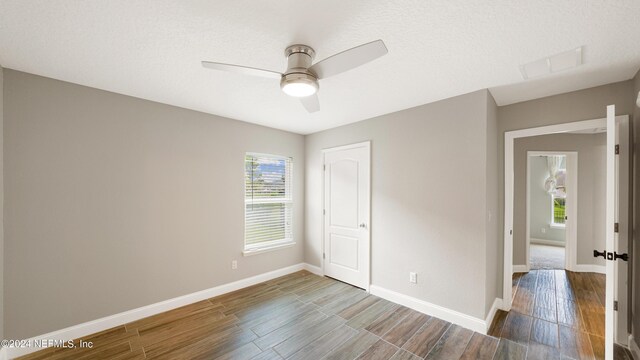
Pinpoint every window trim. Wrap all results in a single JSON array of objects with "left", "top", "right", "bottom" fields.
[{"left": 243, "top": 153, "right": 294, "bottom": 254}]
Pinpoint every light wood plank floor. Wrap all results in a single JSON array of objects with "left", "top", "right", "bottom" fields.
[{"left": 16, "top": 270, "right": 632, "bottom": 359}]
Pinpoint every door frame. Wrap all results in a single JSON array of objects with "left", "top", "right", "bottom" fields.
[
  {"left": 321, "top": 141, "right": 371, "bottom": 291},
  {"left": 525, "top": 151, "right": 578, "bottom": 272},
  {"left": 504, "top": 117, "right": 616, "bottom": 308}
]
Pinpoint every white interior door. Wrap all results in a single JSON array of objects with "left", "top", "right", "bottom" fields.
[
  {"left": 614, "top": 114, "right": 630, "bottom": 346},
  {"left": 604, "top": 105, "right": 618, "bottom": 359},
  {"left": 323, "top": 142, "right": 370, "bottom": 290}
]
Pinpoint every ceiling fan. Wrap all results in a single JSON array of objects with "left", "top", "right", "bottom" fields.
[{"left": 201, "top": 39, "right": 388, "bottom": 113}]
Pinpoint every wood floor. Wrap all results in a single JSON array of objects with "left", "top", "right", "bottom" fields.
[
  {"left": 489, "top": 269, "right": 632, "bottom": 360},
  {"left": 16, "top": 270, "right": 632, "bottom": 360}
]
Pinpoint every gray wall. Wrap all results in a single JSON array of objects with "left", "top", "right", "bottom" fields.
[
  {"left": 0, "top": 64, "right": 4, "bottom": 341},
  {"left": 305, "top": 90, "right": 495, "bottom": 320},
  {"left": 513, "top": 134, "right": 605, "bottom": 266},
  {"left": 496, "top": 80, "right": 635, "bottom": 299},
  {"left": 3, "top": 70, "right": 306, "bottom": 339},
  {"left": 528, "top": 156, "right": 565, "bottom": 243},
  {"left": 485, "top": 93, "right": 499, "bottom": 316}
]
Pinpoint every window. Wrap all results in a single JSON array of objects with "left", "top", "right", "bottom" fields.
[
  {"left": 244, "top": 154, "right": 293, "bottom": 253},
  {"left": 551, "top": 195, "right": 566, "bottom": 227},
  {"left": 550, "top": 166, "right": 566, "bottom": 228}
]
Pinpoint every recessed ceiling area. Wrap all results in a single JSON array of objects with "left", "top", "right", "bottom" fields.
[{"left": 1, "top": 1, "right": 639, "bottom": 134}]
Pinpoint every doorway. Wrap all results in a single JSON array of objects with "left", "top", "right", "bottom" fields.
[
  {"left": 503, "top": 113, "right": 630, "bottom": 359},
  {"left": 526, "top": 152, "right": 577, "bottom": 272},
  {"left": 322, "top": 141, "right": 371, "bottom": 290}
]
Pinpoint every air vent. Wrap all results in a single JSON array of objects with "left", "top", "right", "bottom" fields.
[{"left": 520, "top": 47, "right": 583, "bottom": 79}]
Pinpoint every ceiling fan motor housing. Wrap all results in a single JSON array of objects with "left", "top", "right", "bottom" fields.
[{"left": 280, "top": 45, "right": 319, "bottom": 96}]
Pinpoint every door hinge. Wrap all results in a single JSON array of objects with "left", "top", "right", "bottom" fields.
[
  {"left": 615, "top": 144, "right": 619, "bottom": 155},
  {"left": 323, "top": 253, "right": 325, "bottom": 259},
  {"left": 614, "top": 223, "right": 619, "bottom": 233},
  {"left": 323, "top": 165, "right": 326, "bottom": 171},
  {"left": 323, "top": 209, "right": 326, "bottom": 215},
  {"left": 614, "top": 301, "right": 618, "bottom": 311}
]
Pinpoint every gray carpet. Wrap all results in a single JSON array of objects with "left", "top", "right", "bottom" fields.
[{"left": 530, "top": 244, "right": 565, "bottom": 270}]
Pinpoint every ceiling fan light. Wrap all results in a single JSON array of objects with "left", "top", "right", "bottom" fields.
[{"left": 280, "top": 73, "right": 318, "bottom": 97}]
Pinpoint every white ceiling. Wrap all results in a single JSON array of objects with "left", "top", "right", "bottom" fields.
[{"left": 1, "top": 1, "right": 639, "bottom": 134}]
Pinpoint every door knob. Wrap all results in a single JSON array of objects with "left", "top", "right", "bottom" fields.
[{"left": 359, "top": 223, "right": 367, "bottom": 228}]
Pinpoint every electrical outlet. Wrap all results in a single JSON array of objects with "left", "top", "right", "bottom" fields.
[
  {"left": 231, "top": 260, "right": 237, "bottom": 270},
  {"left": 409, "top": 272, "right": 417, "bottom": 284}
]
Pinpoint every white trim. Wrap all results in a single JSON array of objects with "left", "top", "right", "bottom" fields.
[
  {"left": 504, "top": 117, "right": 613, "bottom": 311},
  {"left": 513, "top": 265, "right": 529, "bottom": 273},
  {"left": 370, "top": 285, "right": 490, "bottom": 334},
  {"left": 242, "top": 241, "right": 296, "bottom": 256},
  {"left": 605, "top": 107, "right": 617, "bottom": 359},
  {"left": 322, "top": 141, "right": 371, "bottom": 292},
  {"left": 629, "top": 334, "right": 639, "bottom": 360},
  {"left": 303, "top": 263, "right": 324, "bottom": 276},
  {"left": 573, "top": 264, "right": 606, "bottom": 274},
  {"left": 485, "top": 298, "right": 504, "bottom": 333},
  {"left": 529, "top": 238, "right": 565, "bottom": 247},
  {"left": 4, "top": 263, "right": 309, "bottom": 359},
  {"left": 320, "top": 141, "right": 371, "bottom": 153}
]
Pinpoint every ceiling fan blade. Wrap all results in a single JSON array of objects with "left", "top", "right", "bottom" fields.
[
  {"left": 201, "top": 61, "right": 282, "bottom": 79},
  {"left": 309, "top": 40, "right": 388, "bottom": 79},
  {"left": 300, "top": 93, "right": 320, "bottom": 113}
]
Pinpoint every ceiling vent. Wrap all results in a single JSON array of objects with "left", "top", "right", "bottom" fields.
[{"left": 519, "top": 46, "right": 583, "bottom": 79}]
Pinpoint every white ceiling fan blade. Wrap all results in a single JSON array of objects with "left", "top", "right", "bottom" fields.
[
  {"left": 300, "top": 94, "right": 320, "bottom": 113},
  {"left": 309, "top": 40, "right": 388, "bottom": 79},
  {"left": 201, "top": 61, "right": 282, "bottom": 79}
]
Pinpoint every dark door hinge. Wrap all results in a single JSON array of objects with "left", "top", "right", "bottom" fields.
[
  {"left": 614, "top": 301, "right": 618, "bottom": 311},
  {"left": 614, "top": 223, "right": 619, "bottom": 233},
  {"left": 323, "top": 253, "right": 325, "bottom": 259},
  {"left": 615, "top": 144, "right": 619, "bottom": 155},
  {"left": 323, "top": 165, "right": 326, "bottom": 171}
]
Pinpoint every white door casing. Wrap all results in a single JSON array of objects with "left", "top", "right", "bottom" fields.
[{"left": 323, "top": 142, "right": 371, "bottom": 290}]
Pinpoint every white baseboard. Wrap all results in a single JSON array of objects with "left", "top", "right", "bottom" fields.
[
  {"left": 530, "top": 238, "right": 565, "bottom": 247},
  {"left": 484, "top": 298, "right": 504, "bottom": 333},
  {"left": 369, "top": 285, "right": 490, "bottom": 334},
  {"left": 630, "top": 334, "right": 640, "bottom": 360},
  {"left": 573, "top": 264, "right": 606, "bottom": 274},
  {"left": 303, "top": 263, "right": 323, "bottom": 276},
  {"left": 513, "top": 265, "right": 529, "bottom": 273},
  {"left": 4, "top": 263, "right": 309, "bottom": 359}
]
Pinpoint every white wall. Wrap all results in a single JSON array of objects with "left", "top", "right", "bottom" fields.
[
  {"left": 513, "top": 133, "right": 606, "bottom": 267},
  {"left": 305, "top": 90, "right": 495, "bottom": 320},
  {"left": 3, "top": 70, "right": 305, "bottom": 339},
  {"left": 528, "top": 156, "right": 565, "bottom": 244}
]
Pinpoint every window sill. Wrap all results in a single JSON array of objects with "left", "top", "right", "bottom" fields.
[
  {"left": 550, "top": 224, "right": 566, "bottom": 229},
  {"left": 243, "top": 241, "right": 296, "bottom": 256}
]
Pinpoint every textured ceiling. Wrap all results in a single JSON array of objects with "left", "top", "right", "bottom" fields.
[{"left": 1, "top": 1, "right": 639, "bottom": 134}]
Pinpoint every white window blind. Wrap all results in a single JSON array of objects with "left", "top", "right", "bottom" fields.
[{"left": 245, "top": 154, "right": 293, "bottom": 249}]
